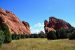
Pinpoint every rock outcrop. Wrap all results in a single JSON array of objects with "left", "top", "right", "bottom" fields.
[
  {"left": 0, "top": 8, "right": 31, "bottom": 34},
  {"left": 44, "top": 16, "right": 73, "bottom": 33}
]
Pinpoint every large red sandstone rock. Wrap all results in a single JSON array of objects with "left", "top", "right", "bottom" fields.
[
  {"left": 44, "top": 17, "right": 72, "bottom": 33},
  {"left": 0, "top": 8, "right": 31, "bottom": 34}
]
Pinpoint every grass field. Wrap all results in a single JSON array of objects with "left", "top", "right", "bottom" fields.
[{"left": 0, "top": 38, "right": 75, "bottom": 50}]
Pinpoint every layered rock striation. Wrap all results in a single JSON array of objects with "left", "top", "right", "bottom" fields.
[
  {"left": 44, "top": 16, "right": 73, "bottom": 33},
  {"left": 0, "top": 8, "right": 31, "bottom": 34}
]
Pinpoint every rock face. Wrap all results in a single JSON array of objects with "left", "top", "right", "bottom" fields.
[
  {"left": 0, "top": 8, "right": 31, "bottom": 34},
  {"left": 44, "top": 16, "right": 72, "bottom": 33}
]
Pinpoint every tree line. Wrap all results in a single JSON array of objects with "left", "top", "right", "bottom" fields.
[{"left": 0, "top": 24, "right": 75, "bottom": 47}]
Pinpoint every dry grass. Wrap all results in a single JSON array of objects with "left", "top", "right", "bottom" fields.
[{"left": 0, "top": 38, "right": 75, "bottom": 50}]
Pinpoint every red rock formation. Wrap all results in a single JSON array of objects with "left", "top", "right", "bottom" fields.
[
  {"left": 0, "top": 8, "right": 31, "bottom": 34},
  {"left": 22, "top": 21, "right": 31, "bottom": 34},
  {"left": 44, "top": 16, "right": 72, "bottom": 33}
]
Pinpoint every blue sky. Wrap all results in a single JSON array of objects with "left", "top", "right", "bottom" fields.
[{"left": 0, "top": 0, "right": 75, "bottom": 33}]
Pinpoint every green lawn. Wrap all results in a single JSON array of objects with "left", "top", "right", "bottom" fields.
[{"left": 0, "top": 38, "right": 75, "bottom": 50}]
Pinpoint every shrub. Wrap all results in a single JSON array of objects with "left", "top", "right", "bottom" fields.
[
  {"left": 20, "top": 34, "right": 25, "bottom": 39},
  {"left": 12, "top": 34, "right": 31, "bottom": 40},
  {"left": 69, "top": 30, "right": 75, "bottom": 40},
  {"left": 56, "top": 28, "right": 68, "bottom": 39},
  {"left": 46, "top": 31, "right": 57, "bottom": 40},
  {"left": 4, "top": 32, "right": 12, "bottom": 43},
  {"left": 12, "top": 34, "right": 21, "bottom": 40},
  {"left": 24, "top": 34, "right": 30, "bottom": 38},
  {"left": 56, "top": 30, "right": 60, "bottom": 39},
  {"left": 60, "top": 29, "right": 68, "bottom": 39},
  {"left": 38, "top": 31, "right": 46, "bottom": 38},
  {"left": 0, "top": 30, "right": 5, "bottom": 46},
  {"left": 1, "top": 23, "right": 12, "bottom": 43},
  {"left": 30, "top": 34, "right": 39, "bottom": 38},
  {"left": 16, "top": 34, "right": 21, "bottom": 39},
  {"left": 12, "top": 34, "right": 16, "bottom": 40}
]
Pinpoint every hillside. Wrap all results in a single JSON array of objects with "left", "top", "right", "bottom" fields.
[{"left": 0, "top": 8, "right": 31, "bottom": 34}]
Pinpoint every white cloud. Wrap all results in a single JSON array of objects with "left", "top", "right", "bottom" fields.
[
  {"left": 31, "top": 29, "right": 40, "bottom": 34},
  {"left": 34, "top": 23, "right": 44, "bottom": 27},
  {"left": 30, "top": 22, "right": 44, "bottom": 33}
]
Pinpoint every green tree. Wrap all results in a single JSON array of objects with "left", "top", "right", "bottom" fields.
[
  {"left": 1, "top": 23, "right": 12, "bottom": 43},
  {"left": 59, "top": 28, "right": 68, "bottom": 39},
  {"left": 47, "top": 31, "right": 57, "bottom": 40},
  {"left": 38, "top": 31, "right": 46, "bottom": 38},
  {"left": 0, "top": 30, "right": 5, "bottom": 46},
  {"left": 56, "top": 28, "right": 68, "bottom": 39},
  {"left": 69, "top": 30, "right": 75, "bottom": 40}
]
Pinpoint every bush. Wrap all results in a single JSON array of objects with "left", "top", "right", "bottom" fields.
[
  {"left": 46, "top": 31, "right": 57, "bottom": 40},
  {"left": 20, "top": 34, "right": 25, "bottom": 39},
  {"left": 4, "top": 32, "right": 12, "bottom": 43},
  {"left": 24, "top": 34, "right": 30, "bottom": 38},
  {"left": 0, "top": 30, "right": 5, "bottom": 46},
  {"left": 56, "top": 29, "right": 68, "bottom": 39},
  {"left": 12, "top": 34, "right": 16, "bottom": 40},
  {"left": 12, "top": 34, "right": 31, "bottom": 39},
  {"left": 56, "top": 30, "right": 60, "bottom": 39},
  {"left": 30, "top": 34, "right": 39, "bottom": 38},
  {"left": 1, "top": 23, "right": 12, "bottom": 43},
  {"left": 12, "top": 34, "right": 21, "bottom": 40},
  {"left": 69, "top": 33, "right": 75, "bottom": 40},
  {"left": 38, "top": 31, "right": 46, "bottom": 38},
  {"left": 69, "top": 30, "right": 75, "bottom": 40},
  {"left": 60, "top": 29, "right": 68, "bottom": 39}
]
